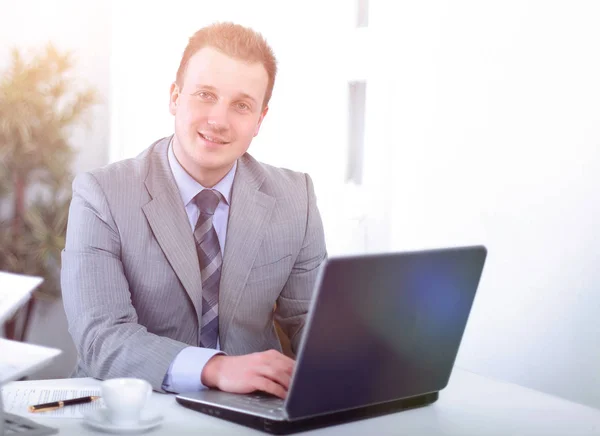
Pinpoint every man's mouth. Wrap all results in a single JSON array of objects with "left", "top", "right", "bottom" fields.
[{"left": 199, "top": 132, "right": 229, "bottom": 145}]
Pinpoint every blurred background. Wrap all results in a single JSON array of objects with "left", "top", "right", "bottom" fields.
[{"left": 1, "top": 0, "right": 599, "bottom": 411}]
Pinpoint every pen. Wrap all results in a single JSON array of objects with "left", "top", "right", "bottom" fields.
[{"left": 28, "top": 395, "right": 101, "bottom": 413}]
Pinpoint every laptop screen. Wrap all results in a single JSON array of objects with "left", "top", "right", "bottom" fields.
[{"left": 285, "top": 246, "right": 487, "bottom": 420}]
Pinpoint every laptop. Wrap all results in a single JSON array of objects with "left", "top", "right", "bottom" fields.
[{"left": 177, "top": 245, "right": 487, "bottom": 434}]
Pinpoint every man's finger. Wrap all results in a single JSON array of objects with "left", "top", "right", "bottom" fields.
[
  {"left": 274, "top": 357, "right": 295, "bottom": 379},
  {"left": 253, "top": 377, "right": 287, "bottom": 399},
  {"left": 263, "top": 350, "right": 295, "bottom": 375},
  {"left": 258, "top": 364, "right": 292, "bottom": 390},
  {"left": 281, "top": 358, "right": 295, "bottom": 376}
]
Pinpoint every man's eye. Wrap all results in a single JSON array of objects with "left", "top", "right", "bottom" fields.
[
  {"left": 196, "top": 91, "right": 214, "bottom": 100},
  {"left": 237, "top": 102, "right": 250, "bottom": 111}
]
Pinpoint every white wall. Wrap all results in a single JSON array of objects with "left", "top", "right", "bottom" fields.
[
  {"left": 1, "top": 0, "right": 112, "bottom": 378},
  {"left": 374, "top": 0, "right": 600, "bottom": 409}
]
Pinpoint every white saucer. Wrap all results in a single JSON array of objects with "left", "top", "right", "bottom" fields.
[{"left": 82, "top": 407, "right": 163, "bottom": 434}]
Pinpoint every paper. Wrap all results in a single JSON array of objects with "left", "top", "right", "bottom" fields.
[
  {"left": 0, "top": 271, "right": 43, "bottom": 323},
  {"left": 0, "top": 339, "right": 61, "bottom": 384},
  {"left": 1, "top": 385, "right": 102, "bottom": 418}
]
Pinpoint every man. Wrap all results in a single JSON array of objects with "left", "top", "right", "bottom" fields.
[{"left": 61, "top": 22, "right": 327, "bottom": 400}]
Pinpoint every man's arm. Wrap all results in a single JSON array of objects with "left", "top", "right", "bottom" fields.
[
  {"left": 274, "top": 173, "right": 327, "bottom": 353},
  {"left": 61, "top": 172, "right": 190, "bottom": 392}
]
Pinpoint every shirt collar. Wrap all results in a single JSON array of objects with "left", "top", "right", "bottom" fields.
[{"left": 167, "top": 137, "right": 236, "bottom": 207}]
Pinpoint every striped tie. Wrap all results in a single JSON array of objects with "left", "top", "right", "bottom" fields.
[{"left": 193, "top": 189, "right": 222, "bottom": 349}]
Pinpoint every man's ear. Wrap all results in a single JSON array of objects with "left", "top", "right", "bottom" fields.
[
  {"left": 169, "top": 82, "right": 180, "bottom": 116},
  {"left": 254, "top": 105, "right": 269, "bottom": 137}
]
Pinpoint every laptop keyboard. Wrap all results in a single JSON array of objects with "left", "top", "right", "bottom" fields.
[{"left": 224, "top": 393, "right": 285, "bottom": 412}]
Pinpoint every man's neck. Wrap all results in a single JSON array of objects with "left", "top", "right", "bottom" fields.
[
  {"left": 189, "top": 166, "right": 232, "bottom": 189},
  {"left": 172, "top": 140, "right": 233, "bottom": 188}
]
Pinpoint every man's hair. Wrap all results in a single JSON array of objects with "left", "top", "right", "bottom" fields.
[{"left": 176, "top": 22, "right": 278, "bottom": 108}]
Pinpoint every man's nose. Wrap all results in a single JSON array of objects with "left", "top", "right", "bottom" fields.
[{"left": 206, "top": 101, "right": 230, "bottom": 131}]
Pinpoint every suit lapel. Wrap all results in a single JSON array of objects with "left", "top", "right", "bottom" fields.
[
  {"left": 142, "top": 138, "right": 204, "bottom": 324},
  {"left": 219, "top": 155, "right": 275, "bottom": 350}
]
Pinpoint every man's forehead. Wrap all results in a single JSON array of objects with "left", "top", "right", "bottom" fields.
[
  {"left": 183, "top": 49, "right": 268, "bottom": 102},
  {"left": 186, "top": 47, "right": 266, "bottom": 78}
]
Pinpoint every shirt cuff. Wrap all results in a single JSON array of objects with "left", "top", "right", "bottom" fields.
[{"left": 162, "top": 346, "right": 224, "bottom": 394}]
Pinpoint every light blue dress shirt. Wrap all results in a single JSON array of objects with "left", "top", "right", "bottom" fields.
[{"left": 161, "top": 140, "right": 237, "bottom": 393}]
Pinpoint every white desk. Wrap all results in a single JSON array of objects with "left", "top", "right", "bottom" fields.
[{"left": 4, "top": 368, "right": 600, "bottom": 435}]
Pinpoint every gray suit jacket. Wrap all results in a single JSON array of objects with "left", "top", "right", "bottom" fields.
[{"left": 61, "top": 136, "right": 326, "bottom": 391}]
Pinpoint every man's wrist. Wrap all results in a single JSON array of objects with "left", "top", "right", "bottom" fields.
[{"left": 201, "top": 354, "right": 224, "bottom": 388}]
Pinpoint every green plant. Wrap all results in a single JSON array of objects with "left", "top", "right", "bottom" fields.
[{"left": 0, "top": 43, "right": 97, "bottom": 340}]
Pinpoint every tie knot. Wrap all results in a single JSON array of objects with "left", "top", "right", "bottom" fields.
[{"left": 194, "top": 189, "right": 221, "bottom": 215}]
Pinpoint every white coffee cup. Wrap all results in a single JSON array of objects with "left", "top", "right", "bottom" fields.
[{"left": 101, "top": 378, "right": 152, "bottom": 426}]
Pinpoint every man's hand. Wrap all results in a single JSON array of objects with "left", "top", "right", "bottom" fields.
[{"left": 201, "top": 350, "right": 295, "bottom": 399}]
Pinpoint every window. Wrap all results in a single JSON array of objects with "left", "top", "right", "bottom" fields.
[{"left": 346, "top": 81, "right": 367, "bottom": 184}]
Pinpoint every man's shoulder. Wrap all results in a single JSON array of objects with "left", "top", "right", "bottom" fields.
[
  {"left": 87, "top": 156, "right": 146, "bottom": 184},
  {"left": 76, "top": 137, "right": 166, "bottom": 190},
  {"left": 242, "top": 153, "right": 308, "bottom": 195}
]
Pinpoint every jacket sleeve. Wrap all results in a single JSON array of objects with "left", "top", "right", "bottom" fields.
[
  {"left": 274, "top": 173, "right": 327, "bottom": 354},
  {"left": 61, "top": 172, "right": 189, "bottom": 391}
]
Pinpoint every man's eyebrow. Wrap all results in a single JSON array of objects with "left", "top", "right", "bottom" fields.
[
  {"left": 194, "top": 84, "right": 217, "bottom": 91},
  {"left": 238, "top": 93, "right": 258, "bottom": 105},
  {"left": 194, "top": 84, "right": 258, "bottom": 104}
]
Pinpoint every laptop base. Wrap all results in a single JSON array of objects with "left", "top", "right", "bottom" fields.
[{"left": 176, "top": 391, "right": 439, "bottom": 435}]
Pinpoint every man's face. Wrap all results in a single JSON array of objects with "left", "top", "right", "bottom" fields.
[{"left": 169, "top": 46, "right": 269, "bottom": 185}]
